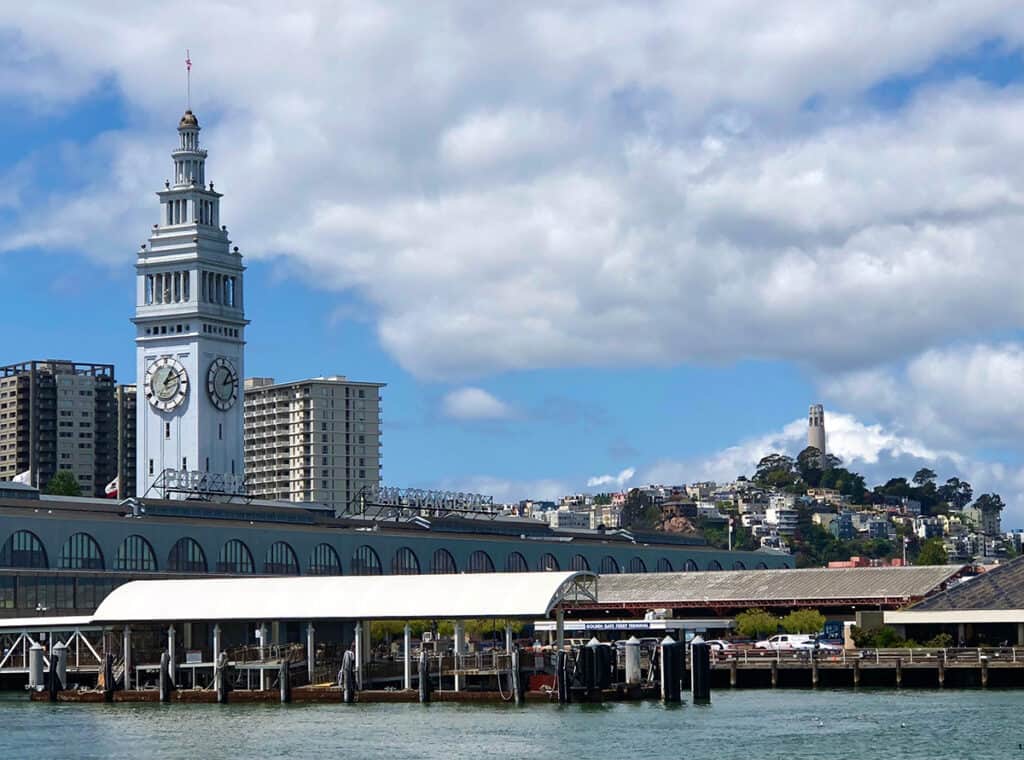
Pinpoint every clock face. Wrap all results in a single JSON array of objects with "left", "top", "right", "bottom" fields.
[
  {"left": 207, "top": 357, "right": 239, "bottom": 411},
  {"left": 145, "top": 357, "right": 189, "bottom": 412}
]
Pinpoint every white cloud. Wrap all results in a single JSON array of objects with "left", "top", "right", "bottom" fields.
[
  {"left": 440, "top": 474, "right": 569, "bottom": 503},
  {"left": 440, "top": 387, "right": 513, "bottom": 421},
  {"left": 5, "top": 5, "right": 1024, "bottom": 379},
  {"left": 586, "top": 467, "right": 635, "bottom": 489},
  {"left": 824, "top": 342, "right": 1024, "bottom": 446}
]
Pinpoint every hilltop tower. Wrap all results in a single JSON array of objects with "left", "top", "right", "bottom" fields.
[
  {"left": 133, "top": 109, "right": 248, "bottom": 497},
  {"left": 808, "top": 404, "right": 827, "bottom": 466}
]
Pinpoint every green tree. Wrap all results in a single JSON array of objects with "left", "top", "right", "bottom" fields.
[
  {"left": 781, "top": 609, "right": 826, "bottom": 634},
  {"left": 916, "top": 538, "right": 948, "bottom": 566},
  {"left": 592, "top": 493, "right": 612, "bottom": 506},
  {"left": 796, "top": 446, "right": 824, "bottom": 486},
  {"left": 753, "top": 453, "right": 797, "bottom": 489},
  {"left": 912, "top": 468, "right": 937, "bottom": 487},
  {"left": 734, "top": 608, "right": 779, "bottom": 638},
  {"left": 44, "top": 470, "right": 81, "bottom": 497}
]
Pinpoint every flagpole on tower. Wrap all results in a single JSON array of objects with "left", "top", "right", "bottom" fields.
[{"left": 185, "top": 49, "right": 192, "bottom": 110}]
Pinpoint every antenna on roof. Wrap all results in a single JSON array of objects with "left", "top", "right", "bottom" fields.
[{"left": 185, "top": 49, "right": 192, "bottom": 110}]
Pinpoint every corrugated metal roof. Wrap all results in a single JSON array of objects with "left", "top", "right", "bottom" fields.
[
  {"left": 90, "top": 571, "right": 593, "bottom": 623},
  {"left": 909, "top": 557, "right": 1024, "bottom": 611},
  {"left": 595, "top": 565, "right": 963, "bottom": 605}
]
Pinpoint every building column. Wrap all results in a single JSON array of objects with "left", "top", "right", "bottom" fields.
[
  {"left": 403, "top": 624, "right": 412, "bottom": 691},
  {"left": 212, "top": 624, "right": 222, "bottom": 693},
  {"left": 306, "top": 623, "right": 316, "bottom": 685},
  {"left": 259, "top": 622, "right": 270, "bottom": 691},
  {"left": 354, "top": 622, "right": 364, "bottom": 690},
  {"left": 453, "top": 621, "right": 465, "bottom": 692},
  {"left": 123, "top": 626, "right": 132, "bottom": 691},
  {"left": 167, "top": 625, "right": 176, "bottom": 685},
  {"left": 505, "top": 622, "right": 513, "bottom": 653}
]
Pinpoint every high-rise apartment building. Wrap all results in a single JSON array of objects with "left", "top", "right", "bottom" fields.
[
  {"left": 115, "top": 384, "right": 137, "bottom": 498},
  {"left": 243, "top": 376, "right": 384, "bottom": 513},
  {"left": 0, "top": 360, "right": 116, "bottom": 496}
]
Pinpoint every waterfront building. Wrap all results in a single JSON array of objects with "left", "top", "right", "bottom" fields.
[
  {"left": 134, "top": 109, "right": 246, "bottom": 497},
  {"left": 0, "top": 491, "right": 791, "bottom": 617},
  {"left": 243, "top": 376, "right": 384, "bottom": 513},
  {"left": 0, "top": 360, "right": 117, "bottom": 497},
  {"left": 765, "top": 506, "right": 799, "bottom": 536}
]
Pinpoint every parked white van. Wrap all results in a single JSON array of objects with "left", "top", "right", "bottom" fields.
[{"left": 754, "top": 634, "right": 815, "bottom": 650}]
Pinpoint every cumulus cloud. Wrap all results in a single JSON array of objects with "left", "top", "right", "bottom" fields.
[
  {"left": 586, "top": 467, "right": 635, "bottom": 489},
  {"left": 5, "top": 4, "right": 1024, "bottom": 379},
  {"left": 824, "top": 342, "right": 1024, "bottom": 446},
  {"left": 440, "top": 387, "right": 513, "bottom": 421}
]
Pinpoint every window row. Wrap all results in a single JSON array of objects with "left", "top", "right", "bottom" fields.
[{"left": 0, "top": 531, "right": 779, "bottom": 576}]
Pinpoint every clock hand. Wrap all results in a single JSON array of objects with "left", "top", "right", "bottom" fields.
[{"left": 163, "top": 372, "right": 178, "bottom": 389}]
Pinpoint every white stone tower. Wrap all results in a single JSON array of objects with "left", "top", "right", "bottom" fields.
[
  {"left": 133, "top": 109, "right": 248, "bottom": 497},
  {"left": 808, "top": 404, "right": 826, "bottom": 465}
]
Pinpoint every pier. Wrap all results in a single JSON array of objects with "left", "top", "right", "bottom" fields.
[{"left": 710, "top": 647, "right": 1024, "bottom": 688}]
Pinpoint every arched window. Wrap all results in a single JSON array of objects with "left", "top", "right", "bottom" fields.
[
  {"left": 309, "top": 543, "right": 342, "bottom": 575},
  {"left": 707, "top": 560, "right": 723, "bottom": 571},
  {"left": 570, "top": 555, "right": 590, "bottom": 571},
  {"left": 466, "top": 550, "right": 494, "bottom": 573},
  {"left": 628, "top": 557, "right": 647, "bottom": 573},
  {"left": 265, "top": 542, "right": 300, "bottom": 575},
  {"left": 656, "top": 558, "right": 673, "bottom": 572},
  {"left": 430, "top": 548, "right": 457, "bottom": 574},
  {"left": 505, "top": 552, "right": 528, "bottom": 572},
  {"left": 391, "top": 547, "right": 421, "bottom": 575},
  {"left": 351, "top": 545, "right": 382, "bottom": 576},
  {"left": 683, "top": 559, "right": 698, "bottom": 572},
  {"left": 755, "top": 561, "right": 769, "bottom": 570},
  {"left": 59, "top": 533, "right": 103, "bottom": 570},
  {"left": 168, "top": 538, "right": 207, "bottom": 572},
  {"left": 217, "top": 540, "right": 254, "bottom": 574},
  {"left": 599, "top": 556, "right": 620, "bottom": 574},
  {"left": 0, "top": 530, "right": 48, "bottom": 568},
  {"left": 537, "top": 553, "right": 560, "bottom": 571},
  {"left": 116, "top": 535, "right": 157, "bottom": 572},
  {"left": 732, "top": 560, "right": 746, "bottom": 571}
]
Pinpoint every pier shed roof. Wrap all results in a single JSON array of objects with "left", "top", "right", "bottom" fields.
[
  {"left": 586, "top": 565, "right": 963, "bottom": 611},
  {"left": 887, "top": 557, "right": 1024, "bottom": 625},
  {"left": 89, "top": 571, "right": 597, "bottom": 624}
]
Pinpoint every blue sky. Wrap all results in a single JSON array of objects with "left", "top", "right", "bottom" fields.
[{"left": 2, "top": 4, "right": 1024, "bottom": 523}]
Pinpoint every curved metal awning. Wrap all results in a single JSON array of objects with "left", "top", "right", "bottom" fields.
[{"left": 90, "top": 571, "right": 598, "bottom": 624}]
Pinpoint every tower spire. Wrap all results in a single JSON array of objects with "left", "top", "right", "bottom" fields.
[{"left": 185, "top": 50, "right": 192, "bottom": 110}]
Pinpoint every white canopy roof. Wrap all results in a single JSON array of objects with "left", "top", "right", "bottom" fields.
[
  {"left": 91, "top": 571, "right": 596, "bottom": 623},
  {"left": 0, "top": 615, "right": 96, "bottom": 633}
]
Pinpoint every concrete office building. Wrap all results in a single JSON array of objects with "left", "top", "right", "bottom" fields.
[
  {"left": 808, "top": 403, "right": 827, "bottom": 465},
  {"left": 115, "top": 384, "right": 137, "bottom": 499},
  {"left": 0, "top": 361, "right": 116, "bottom": 497},
  {"left": 243, "top": 376, "right": 384, "bottom": 513}
]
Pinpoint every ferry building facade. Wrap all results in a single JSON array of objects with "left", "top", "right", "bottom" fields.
[{"left": 0, "top": 110, "right": 791, "bottom": 618}]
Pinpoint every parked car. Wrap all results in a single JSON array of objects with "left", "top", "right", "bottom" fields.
[
  {"left": 703, "top": 639, "right": 734, "bottom": 651},
  {"left": 754, "top": 634, "right": 814, "bottom": 650}
]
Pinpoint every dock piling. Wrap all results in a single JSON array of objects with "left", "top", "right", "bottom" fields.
[
  {"left": 556, "top": 650, "right": 570, "bottom": 704},
  {"left": 418, "top": 650, "right": 431, "bottom": 704},
  {"left": 937, "top": 659, "right": 944, "bottom": 688},
  {"left": 511, "top": 648, "right": 523, "bottom": 706},
  {"left": 216, "top": 651, "right": 229, "bottom": 704},
  {"left": 53, "top": 641, "right": 68, "bottom": 691},
  {"left": 159, "top": 652, "right": 171, "bottom": 702},
  {"left": 729, "top": 659, "right": 738, "bottom": 688},
  {"left": 341, "top": 650, "right": 356, "bottom": 703},
  {"left": 279, "top": 659, "right": 291, "bottom": 703},
  {"left": 690, "top": 637, "right": 711, "bottom": 705},
  {"left": 28, "top": 642, "right": 43, "bottom": 690},
  {"left": 659, "top": 636, "right": 682, "bottom": 704},
  {"left": 770, "top": 660, "right": 778, "bottom": 688}
]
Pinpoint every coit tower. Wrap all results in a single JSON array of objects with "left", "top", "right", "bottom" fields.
[
  {"left": 133, "top": 109, "right": 248, "bottom": 497},
  {"left": 808, "top": 404, "right": 826, "bottom": 463}
]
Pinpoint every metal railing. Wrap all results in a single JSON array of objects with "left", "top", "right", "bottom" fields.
[{"left": 711, "top": 647, "right": 1023, "bottom": 665}]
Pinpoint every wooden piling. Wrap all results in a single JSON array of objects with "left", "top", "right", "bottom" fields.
[
  {"left": 770, "top": 660, "right": 778, "bottom": 688},
  {"left": 852, "top": 659, "right": 860, "bottom": 687},
  {"left": 937, "top": 659, "right": 944, "bottom": 688},
  {"left": 895, "top": 659, "right": 902, "bottom": 688},
  {"left": 811, "top": 659, "right": 819, "bottom": 689},
  {"left": 981, "top": 659, "right": 989, "bottom": 688},
  {"left": 729, "top": 660, "right": 738, "bottom": 688}
]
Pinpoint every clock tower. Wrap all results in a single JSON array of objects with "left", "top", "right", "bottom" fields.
[{"left": 134, "top": 109, "right": 248, "bottom": 497}]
